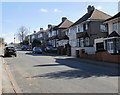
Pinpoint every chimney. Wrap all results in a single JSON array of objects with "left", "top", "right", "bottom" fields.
[
  {"left": 87, "top": 5, "right": 95, "bottom": 13},
  {"left": 34, "top": 31, "right": 36, "bottom": 33},
  {"left": 62, "top": 17, "right": 67, "bottom": 22},
  {"left": 40, "top": 28, "right": 43, "bottom": 31},
  {"left": 48, "top": 24, "right": 52, "bottom": 28}
]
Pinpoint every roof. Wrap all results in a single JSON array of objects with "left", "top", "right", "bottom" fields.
[
  {"left": 37, "top": 30, "right": 45, "bottom": 34},
  {"left": 46, "top": 25, "right": 56, "bottom": 31},
  {"left": 58, "top": 19, "right": 73, "bottom": 28},
  {"left": 71, "top": 9, "right": 111, "bottom": 27},
  {"left": 88, "top": 9, "right": 111, "bottom": 20},
  {"left": 108, "top": 31, "right": 120, "bottom": 37},
  {"left": 104, "top": 12, "right": 120, "bottom": 22},
  {"left": 54, "top": 19, "right": 73, "bottom": 30}
]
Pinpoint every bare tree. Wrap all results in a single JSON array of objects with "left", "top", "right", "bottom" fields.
[{"left": 17, "top": 26, "right": 28, "bottom": 42}]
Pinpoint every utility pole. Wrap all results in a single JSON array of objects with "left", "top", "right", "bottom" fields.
[{"left": 14, "top": 34, "right": 15, "bottom": 44}]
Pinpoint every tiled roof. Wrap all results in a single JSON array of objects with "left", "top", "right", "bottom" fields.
[
  {"left": 58, "top": 19, "right": 73, "bottom": 28},
  {"left": 88, "top": 9, "right": 111, "bottom": 20},
  {"left": 54, "top": 19, "right": 73, "bottom": 29},
  {"left": 104, "top": 12, "right": 120, "bottom": 22},
  {"left": 71, "top": 9, "right": 111, "bottom": 27}
]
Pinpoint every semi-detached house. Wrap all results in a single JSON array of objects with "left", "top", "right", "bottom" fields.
[
  {"left": 95, "top": 12, "right": 120, "bottom": 54},
  {"left": 68, "top": 5, "right": 111, "bottom": 56},
  {"left": 47, "top": 17, "right": 73, "bottom": 48}
]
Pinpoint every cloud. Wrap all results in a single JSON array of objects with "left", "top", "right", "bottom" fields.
[
  {"left": 40, "top": 8, "right": 48, "bottom": 12},
  {"left": 96, "top": 6, "right": 103, "bottom": 10},
  {"left": 53, "top": 8, "right": 62, "bottom": 13}
]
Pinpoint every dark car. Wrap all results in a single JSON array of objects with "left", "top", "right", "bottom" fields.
[
  {"left": 33, "top": 47, "right": 42, "bottom": 54},
  {"left": 4, "top": 46, "right": 17, "bottom": 57}
]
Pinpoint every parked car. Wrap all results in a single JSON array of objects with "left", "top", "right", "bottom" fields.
[
  {"left": 45, "top": 46, "right": 57, "bottom": 52},
  {"left": 21, "top": 45, "right": 28, "bottom": 50},
  {"left": 33, "top": 47, "right": 42, "bottom": 54},
  {"left": 4, "top": 46, "right": 17, "bottom": 57}
]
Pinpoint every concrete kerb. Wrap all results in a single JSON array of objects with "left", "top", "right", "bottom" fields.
[
  {"left": 0, "top": 46, "right": 22, "bottom": 94},
  {"left": 3, "top": 59, "right": 22, "bottom": 94},
  {"left": 0, "top": 57, "right": 2, "bottom": 95}
]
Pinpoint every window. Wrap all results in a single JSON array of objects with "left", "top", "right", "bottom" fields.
[
  {"left": 80, "top": 25, "right": 83, "bottom": 32},
  {"left": 113, "top": 23, "right": 118, "bottom": 32},
  {"left": 116, "top": 39, "right": 120, "bottom": 50},
  {"left": 107, "top": 41, "right": 113, "bottom": 53},
  {"left": 85, "top": 37, "right": 90, "bottom": 46},
  {"left": 38, "top": 34, "right": 42, "bottom": 38},
  {"left": 80, "top": 38, "right": 84, "bottom": 47},
  {"left": 77, "top": 38, "right": 80, "bottom": 47},
  {"left": 52, "top": 31, "right": 56, "bottom": 36},
  {"left": 85, "top": 24, "right": 88, "bottom": 30},
  {"left": 100, "top": 25, "right": 107, "bottom": 32}
]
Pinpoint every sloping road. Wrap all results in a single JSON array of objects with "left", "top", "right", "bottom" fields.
[{"left": 3, "top": 50, "right": 119, "bottom": 93}]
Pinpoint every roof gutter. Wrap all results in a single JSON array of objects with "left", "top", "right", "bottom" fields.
[{"left": 103, "top": 17, "right": 120, "bottom": 24}]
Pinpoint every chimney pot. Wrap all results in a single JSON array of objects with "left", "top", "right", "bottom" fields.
[
  {"left": 48, "top": 24, "right": 52, "bottom": 28},
  {"left": 40, "top": 28, "right": 43, "bottom": 31},
  {"left": 34, "top": 31, "right": 36, "bottom": 33},
  {"left": 62, "top": 17, "right": 67, "bottom": 22},
  {"left": 87, "top": 5, "right": 94, "bottom": 13}
]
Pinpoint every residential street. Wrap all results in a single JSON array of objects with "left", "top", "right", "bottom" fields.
[{"left": 3, "top": 50, "right": 119, "bottom": 93}]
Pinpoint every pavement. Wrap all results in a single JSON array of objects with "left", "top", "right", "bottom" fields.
[
  {"left": 0, "top": 46, "right": 16, "bottom": 94},
  {"left": 44, "top": 52, "right": 119, "bottom": 69}
]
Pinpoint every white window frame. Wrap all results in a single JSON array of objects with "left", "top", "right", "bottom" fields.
[
  {"left": 113, "top": 23, "right": 118, "bottom": 32},
  {"left": 100, "top": 25, "right": 107, "bottom": 32},
  {"left": 107, "top": 41, "right": 114, "bottom": 53}
]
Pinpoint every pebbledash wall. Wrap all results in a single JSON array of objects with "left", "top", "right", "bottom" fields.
[{"left": 78, "top": 50, "right": 120, "bottom": 63}]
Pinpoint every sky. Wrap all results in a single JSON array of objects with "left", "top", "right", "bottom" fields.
[{"left": 1, "top": 2, "right": 119, "bottom": 44}]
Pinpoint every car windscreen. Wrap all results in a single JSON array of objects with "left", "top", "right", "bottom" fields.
[
  {"left": 35, "top": 47, "right": 41, "bottom": 50},
  {"left": 6, "top": 47, "right": 15, "bottom": 50}
]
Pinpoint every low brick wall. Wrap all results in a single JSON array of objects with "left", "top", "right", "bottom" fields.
[{"left": 79, "top": 50, "right": 120, "bottom": 63}]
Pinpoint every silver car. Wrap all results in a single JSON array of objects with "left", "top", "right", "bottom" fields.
[{"left": 33, "top": 47, "right": 42, "bottom": 54}]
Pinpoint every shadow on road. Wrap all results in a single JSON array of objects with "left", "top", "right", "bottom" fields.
[
  {"left": 2, "top": 55, "right": 14, "bottom": 58},
  {"left": 25, "top": 52, "right": 61, "bottom": 57},
  {"left": 32, "top": 58, "right": 119, "bottom": 79}
]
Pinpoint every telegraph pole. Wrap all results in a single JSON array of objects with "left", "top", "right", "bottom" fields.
[{"left": 14, "top": 34, "right": 15, "bottom": 44}]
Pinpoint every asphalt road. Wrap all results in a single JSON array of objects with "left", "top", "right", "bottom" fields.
[{"left": 3, "top": 50, "right": 119, "bottom": 93}]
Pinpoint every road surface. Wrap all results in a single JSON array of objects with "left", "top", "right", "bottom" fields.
[{"left": 3, "top": 50, "right": 119, "bottom": 93}]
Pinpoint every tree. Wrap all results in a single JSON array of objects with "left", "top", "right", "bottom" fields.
[
  {"left": 32, "top": 39, "right": 41, "bottom": 48},
  {"left": 20, "top": 40, "right": 29, "bottom": 45},
  {"left": 17, "top": 26, "right": 28, "bottom": 42}
]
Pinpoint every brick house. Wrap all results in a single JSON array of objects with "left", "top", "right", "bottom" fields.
[{"left": 68, "top": 5, "right": 111, "bottom": 56}]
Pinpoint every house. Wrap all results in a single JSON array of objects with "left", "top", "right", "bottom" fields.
[
  {"left": 30, "top": 31, "right": 37, "bottom": 42},
  {"left": 46, "top": 24, "right": 56, "bottom": 46},
  {"left": 95, "top": 12, "right": 120, "bottom": 54},
  {"left": 47, "top": 17, "right": 73, "bottom": 49},
  {"left": 57, "top": 28, "right": 71, "bottom": 55},
  {"left": 36, "top": 28, "right": 45, "bottom": 44},
  {"left": 68, "top": 5, "right": 111, "bottom": 56}
]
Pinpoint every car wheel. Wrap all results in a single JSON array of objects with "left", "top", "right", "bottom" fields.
[{"left": 15, "top": 54, "right": 17, "bottom": 57}]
